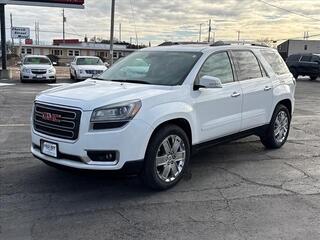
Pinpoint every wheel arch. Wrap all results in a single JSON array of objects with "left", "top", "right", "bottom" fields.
[{"left": 147, "top": 118, "right": 193, "bottom": 152}]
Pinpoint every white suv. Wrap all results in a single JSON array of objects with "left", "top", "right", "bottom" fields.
[{"left": 31, "top": 43, "right": 296, "bottom": 189}]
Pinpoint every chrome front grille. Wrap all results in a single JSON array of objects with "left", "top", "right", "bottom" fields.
[
  {"left": 31, "top": 69, "right": 47, "bottom": 74},
  {"left": 33, "top": 103, "right": 82, "bottom": 140},
  {"left": 85, "top": 70, "right": 103, "bottom": 75}
]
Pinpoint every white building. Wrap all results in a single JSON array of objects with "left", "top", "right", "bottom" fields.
[
  {"left": 278, "top": 40, "right": 320, "bottom": 60},
  {"left": 14, "top": 42, "right": 136, "bottom": 65}
]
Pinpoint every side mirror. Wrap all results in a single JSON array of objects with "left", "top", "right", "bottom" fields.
[
  {"left": 194, "top": 76, "right": 223, "bottom": 90},
  {"left": 52, "top": 62, "right": 58, "bottom": 66},
  {"left": 17, "top": 61, "right": 22, "bottom": 66}
]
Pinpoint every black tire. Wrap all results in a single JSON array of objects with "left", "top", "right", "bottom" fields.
[
  {"left": 20, "top": 75, "right": 25, "bottom": 83},
  {"left": 50, "top": 79, "right": 57, "bottom": 83},
  {"left": 260, "top": 104, "right": 291, "bottom": 149},
  {"left": 290, "top": 68, "right": 298, "bottom": 79},
  {"left": 141, "top": 124, "right": 190, "bottom": 190},
  {"left": 70, "top": 70, "right": 74, "bottom": 80}
]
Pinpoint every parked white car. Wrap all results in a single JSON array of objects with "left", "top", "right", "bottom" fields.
[
  {"left": 20, "top": 55, "right": 56, "bottom": 83},
  {"left": 31, "top": 43, "right": 296, "bottom": 190},
  {"left": 69, "top": 56, "right": 107, "bottom": 81}
]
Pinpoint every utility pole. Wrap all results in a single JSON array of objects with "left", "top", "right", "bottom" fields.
[
  {"left": 10, "top": 13, "right": 13, "bottom": 47},
  {"left": 199, "top": 23, "right": 203, "bottom": 42},
  {"left": 62, "top": 9, "right": 66, "bottom": 44},
  {"left": 237, "top": 30, "right": 241, "bottom": 42},
  {"left": 119, "top": 23, "right": 122, "bottom": 42},
  {"left": 1, "top": 4, "right": 7, "bottom": 71},
  {"left": 208, "top": 19, "right": 211, "bottom": 43},
  {"left": 109, "top": 0, "right": 115, "bottom": 65}
]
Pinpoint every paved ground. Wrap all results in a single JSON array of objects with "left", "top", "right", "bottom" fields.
[{"left": 0, "top": 78, "right": 320, "bottom": 240}]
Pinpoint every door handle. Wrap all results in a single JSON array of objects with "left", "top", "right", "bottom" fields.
[
  {"left": 264, "top": 86, "right": 272, "bottom": 91},
  {"left": 231, "top": 92, "right": 241, "bottom": 98}
]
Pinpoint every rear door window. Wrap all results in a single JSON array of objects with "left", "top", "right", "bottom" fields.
[
  {"left": 300, "top": 55, "right": 312, "bottom": 62},
  {"left": 231, "top": 51, "right": 263, "bottom": 81},
  {"left": 261, "top": 50, "right": 290, "bottom": 75}
]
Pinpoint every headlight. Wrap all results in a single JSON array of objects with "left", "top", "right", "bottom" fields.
[
  {"left": 79, "top": 69, "right": 84, "bottom": 74},
  {"left": 48, "top": 67, "right": 55, "bottom": 74},
  {"left": 22, "top": 68, "right": 31, "bottom": 73},
  {"left": 91, "top": 100, "right": 142, "bottom": 122}
]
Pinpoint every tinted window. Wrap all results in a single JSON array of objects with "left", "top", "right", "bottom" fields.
[
  {"left": 232, "top": 51, "right": 262, "bottom": 81},
  {"left": 300, "top": 55, "right": 312, "bottom": 62},
  {"left": 76, "top": 58, "right": 103, "bottom": 65},
  {"left": 287, "top": 55, "right": 300, "bottom": 61},
  {"left": 24, "top": 57, "right": 51, "bottom": 65},
  {"left": 98, "top": 51, "right": 202, "bottom": 86},
  {"left": 261, "top": 50, "right": 290, "bottom": 75},
  {"left": 312, "top": 55, "right": 320, "bottom": 63},
  {"left": 198, "top": 52, "right": 234, "bottom": 84}
]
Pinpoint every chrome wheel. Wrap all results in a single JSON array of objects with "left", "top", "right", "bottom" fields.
[
  {"left": 274, "top": 110, "right": 289, "bottom": 143},
  {"left": 156, "top": 135, "right": 186, "bottom": 183}
]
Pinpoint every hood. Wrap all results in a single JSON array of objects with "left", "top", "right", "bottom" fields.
[
  {"left": 22, "top": 64, "right": 53, "bottom": 69},
  {"left": 77, "top": 65, "right": 107, "bottom": 71},
  {"left": 36, "top": 80, "right": 173, "bottom": 111}
]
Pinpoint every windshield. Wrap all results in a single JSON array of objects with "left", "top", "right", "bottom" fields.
[
  {"left": 76, "top": 58, "right": 103, "bottom": 65},
  {"left": 97, "top": 51, "right": 202, "bottom": 86},
  {"left": 24, "top": 57, "right": 51, "bottom": 65}
]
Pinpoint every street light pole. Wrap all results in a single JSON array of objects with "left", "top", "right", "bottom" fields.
[
  {"left": 199, "top": 23, "right": 203, "bottom": 42},
  {"left": 109, "top": 0, "right": 115, "bottom": 65},
  {"left": 0, "top": 4, "right": 7, "bottom": 71}
]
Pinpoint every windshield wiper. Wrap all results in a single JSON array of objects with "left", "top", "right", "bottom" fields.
[{"left": 111, "top": 80, "right": 151, "bottom": 84}]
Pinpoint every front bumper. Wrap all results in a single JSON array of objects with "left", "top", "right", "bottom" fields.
[
  {"left": 77, "top": 73, "right": 98, "bottom": 80},
  {"left": 22, "top": 72, "right": 56, "bottom": 81},
  {"left": 31, "top": 113, "right": 153, "bottom": 170}
]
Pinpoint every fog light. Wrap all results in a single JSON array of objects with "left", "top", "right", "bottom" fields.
[{"left": 87, "top": 151, "right": 118, "bottom": 162}]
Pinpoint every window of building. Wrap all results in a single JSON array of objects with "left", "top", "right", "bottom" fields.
[
  {"left": 232, "top": 51, "right": 263, "bottom": 81},
  {"left": 198, "top": 52, "right": 234, "bottom": 84},
  {"left": 300, "top": 55, "right": 312, "bottom": 62},
  {"left": 21, "top": 48, "right": 25, "bottom": 54},
  {"left": 26, "top": 48, "right": 32, "bottom": 54},
  {"left": 113, "top": 52, "right": 118, "bottom": 58},
  {"left": 261, "top": 50, "right": 290, "bottom": 75},
  {"left": 68, "top": 50, "right": 80, "bottom": 56},
  {"left": 97, "top": 51, "right": 106, "bottom": 58},
  {"left": 52, "top": 49, "right": 63, "bottom": 56},
  {"left": 304, "top": 45, "right": 308, "bottom": 51}
]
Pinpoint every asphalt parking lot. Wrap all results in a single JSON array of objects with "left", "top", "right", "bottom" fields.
[{"left": 1, "top": 77, "right": 320, "bottom": 240}]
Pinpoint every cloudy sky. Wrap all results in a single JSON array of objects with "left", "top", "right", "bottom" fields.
[{"left": 4, "top": 0, "right": 320, "bottom": 45}]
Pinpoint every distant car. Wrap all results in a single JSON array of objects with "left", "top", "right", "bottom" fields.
[
  {"left": 70, "top": 56, "right": 108, "bottom": 81},
  {"left": 20, "top": 55, "right": 57, "bottom": 83},
  {"left": 286, "top": 53, "right": 320, "bottom": 80}
]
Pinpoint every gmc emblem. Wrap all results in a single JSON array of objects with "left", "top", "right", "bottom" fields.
[{"left": 42, "top": 112, "right": 61, "bottom": 123}]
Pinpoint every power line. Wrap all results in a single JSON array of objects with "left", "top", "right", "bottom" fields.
[
  {"left": 257, "top": 0, "right": 320, "bottom": 22},
  {"left": 129, "top": 0, "right": 139, "bottom": 46}
]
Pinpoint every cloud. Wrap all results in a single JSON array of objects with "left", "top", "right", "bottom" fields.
[{"left": 4, "top": 0, "right": 320, "bottom": 45}]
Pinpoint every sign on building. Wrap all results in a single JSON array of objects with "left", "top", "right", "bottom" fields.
[
  {"left": 0, "top": 0, "right": 84, "bottom": 8},
  {"left": 11, "top": 27, "right": 30, "bottom": 39}
]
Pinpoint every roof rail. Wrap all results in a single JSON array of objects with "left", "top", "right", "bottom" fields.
[{"left": 210, "top": 41, "right": 269, "bottom": 48}]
